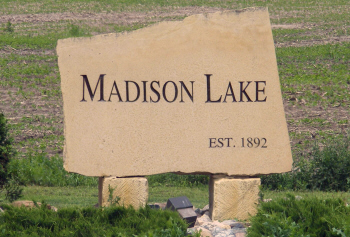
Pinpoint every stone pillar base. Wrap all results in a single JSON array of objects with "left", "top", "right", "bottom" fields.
[
  {"left": 209, "top": 175, "right": 260, "bottom": 221},
  {"left": 99, "top": 177, "right": 148, "bottom": 209}
]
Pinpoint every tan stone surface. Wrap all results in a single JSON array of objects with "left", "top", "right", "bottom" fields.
[
  {"left": 196, "top": 227, "right": 213, "bottom": 237},
  {"left": 99, "top": 177, "right": 148, "bottom": 208},
  {"left": 11, "top": 200, "right": 57, "bottom": 211},
  {"left": 197, "top": 214, "right": 212, "bottom": 225},
  {"left": 209, "top": 177, "right": 260, "bottom": 221},
  {"left": 212, "top": 221, "right": 231, "bottom": 229},
  {"left": 57, "top": 7, "right": 292, "bottom": 177},
  {"left": 235, "top": 233, "right": 246, "bottom": 237}
]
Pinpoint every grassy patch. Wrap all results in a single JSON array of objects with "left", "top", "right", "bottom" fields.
[
  {"left": 248, "top": 194, "right": 350, "bottom": 237},
  {"left": 0, "top": 32, "right": 60, "bottom": 50},
  {"left": 149, "top": 186, "right": 208, "bottom": 209},
  {"left": 2, "top": 186, "right": 98, "bottom": 209},
  {"left": 0, "top": 204, "right": 190, "bottom": 237},
  {"left": 3, "top": 184, "right": 350, "bottom": 211},
  {"left": 263, "top": 190, "right": 350, "bottom": 205},
  {"left": 8, "top": 150, "right": 97, "bottom": 187},
  {"left": 148, "top": 173, "right": 209, "bottom": 187},
  {"left": 0, "top": 185, "right": 208, "bottom": 210},
  {"left": 262, "top": 135, "right": 350, "bottom": 192},
  {"left": 277, "top": 42, "right": 350, "bottom": 107},
  {"left": 0, "top": 54, "right": 59, "bottom": 88},
  {"left": 1, "top": 3, "right": 350, "bottom": 231}
]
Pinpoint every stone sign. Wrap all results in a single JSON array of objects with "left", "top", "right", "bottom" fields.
[{"left": 57, "top": 7, "right": 292, "bottom": 177}]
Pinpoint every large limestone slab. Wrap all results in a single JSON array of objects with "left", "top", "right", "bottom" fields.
[
  {"left": 57, "top": 7, "right": 292, "bottom": 177},
  {"left": 209, "top": 176, "right": 260, "bottom": 221},
  {"left": 99, "top": 177, "right": 148, "bottom": 208}
]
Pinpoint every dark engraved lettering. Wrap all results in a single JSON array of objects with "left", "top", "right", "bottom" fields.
[
  {"left": 239, "top": 81, "right": 253, "bottom": 102},
  {"left": 163, "top": 81, "right": 178, "bottom": 103},
  {"left": 205, "top": 74, "right": 222, "bottom": 103},
  {"left": 125, "top": 81, "right": 140, "bottom": 102},
  {"left": 142, "top": 81, "right": 148, "bottom": 102},
  {"left": 209, "top": 138, "right": 217, "bottom": 148},
  {"left": 255, "top": 81, "right": 267, "bottom": 102},
  {"left": 217, "top": 138, "right": 224, "bottom": 148},
  {"left": 81, "top": 74, "right": 106, "bottom": 102},
  {"left": 223, "top": 82, "right": 237, "bottom": 103},
  {"left": 241, "top": 137, "right": 267, "bottom": 148},
  {"left": 179, "top": 81, "right": 194, "bottom": 103},
  {"left": 150, "top": 81, "right": 161, "bottom": 103},
  {"left": 225, "top": 138, "right": 233, "bottom": 147},
  {"left": 108, "top": 81, "right": 123, "bottom": 102},
  {"left": 209, "top": 138, "right": 234, "bottom": 148},
  {"left": 80, "top": 76, "right": 266, "bottom": 104}
]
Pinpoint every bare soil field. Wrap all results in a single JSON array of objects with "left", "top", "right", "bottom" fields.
[{"left": 0, "top": 2, "right": 349, "bottom": 161}]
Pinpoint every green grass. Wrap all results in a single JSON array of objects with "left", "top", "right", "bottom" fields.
[
  {"left": 248, "top": 194, "right": 350, "bottom": 237},
  {"left": 2, "top": 185, "right": 350, "bottom": 212},
  {"left": 277, "top": 43, "right": 350, "bottom": 107},
  {"left": 0, "top": 185, "right": 208, "bottom": 209},
  {"left": 262, "top": 190, "right": 350, "bottom": 204},
  {"left": 262, "top": 135, "right": 350, "bottom": 192},
  {"left": 2, "top": 34, "right": 348, "bottom": 105},
  {"left": 5, "top": 186, "right": 98, "bottom": 209},
  {"left": 1, "top": 2, "right": 350, "bottom": 230},
  {"left": 149, "top": 186, "right": 208, "bottom": 209},
  {"left": 1, "top": 1, "right": 348, "bottom": 107},
  {"left": 0, "top": 204, "right": 190, "bottom": 237},
  {"left": 8, "top": 150, "right": 97, "bottom": 187},
  {"left": 0, "top": 54, "right": 59, "bottom": 87}
]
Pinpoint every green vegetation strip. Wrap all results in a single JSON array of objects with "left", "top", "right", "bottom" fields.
[
  {"left": 0, "top": 204, "right": 192, "bottom": 237},
  {"left": 248, "top": 195, "right": 350, "bottom": 237},
  {"left": 277, "top": 43, "right": 350, "bottom": 106},
  {"left": 0, "top": 185, "right": 209, "bottom": 209},
  {"left": 0, "top": 1, "right": 350, "bottom": 235},
  {"left": 262, "top": 135, "right": 350, "bottom": 192}
]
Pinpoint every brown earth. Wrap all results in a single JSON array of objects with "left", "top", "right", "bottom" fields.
[
  {"left": 275, "top": 36, "right": 350, "bottom": 48},
  {"left": 1, "top": 7, "right": 349, "bottom": 158},
  {"left": 0, "top": 7, "right": 222, "bottom": 24}
]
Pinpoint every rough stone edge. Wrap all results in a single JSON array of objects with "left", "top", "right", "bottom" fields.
[{"left": 56, "top": 7, "right": 267, "bottom": 47}]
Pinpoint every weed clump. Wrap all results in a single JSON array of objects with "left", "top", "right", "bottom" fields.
[
  {"left": 8, "top": 150, "right": 97, "bottom": 187},
  {"left": 108, "top": 184, "right": 121, "bottom": 206},
  {"left": 0, "top": 113, "right": 12, "bottom": 187},
  {"left": 68, "top": 24, "right": 81, "bottom": 37},
  {"left": 0, "top": 112, "right": 23, "bottom": 202},
  {"left": 0, "top": 204, "right": 191, "bottom": 236},
  {"left": 4, "top": 21, "right": 14, "bottom": 33},
  {"left": 67, "top": 24, "right": 90, "bottom": 38},
  {"left": 248, "top": 194, "right": 350, "bottom": 237},
  {"left": 261, "top": 136, "right": 350, "bottom": 192}
]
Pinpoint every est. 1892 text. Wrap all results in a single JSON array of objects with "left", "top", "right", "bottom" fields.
[{"left": 209, "top": 137, "right": 267, "bottom": 148}]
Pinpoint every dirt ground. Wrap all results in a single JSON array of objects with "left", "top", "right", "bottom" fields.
[{"left": 0, "top": 7, "right": 349, "bottom": 157}]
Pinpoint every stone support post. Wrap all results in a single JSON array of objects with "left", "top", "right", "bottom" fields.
[
  {"left": 209, "top": 175, "right": 260, "bottom": 221},
  {"left": 98, "top": 176, "right": 148, "bottom": 208}
]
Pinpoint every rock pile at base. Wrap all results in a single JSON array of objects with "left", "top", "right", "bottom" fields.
[
  {"left": 190, "top": 204, "right": 247, "bottom": 237},
  {"left": 1, "top": 201, "right": 247, "bottom": 236},
  {"left": 152, "top": 203, "right": 247, "bottom": 237}
]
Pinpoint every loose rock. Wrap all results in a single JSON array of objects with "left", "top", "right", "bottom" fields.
[
  {"left": 11, "top": 200, "right": 57, "bottom": 211},
  {"left": 197, "top": 213, "right": 212, "bottom": 225},
  {"left": 152, "top": 202, "right": 247, "bottom": 236},
  {"left": 197, "top": 227, "right": 213, "bottom": 237}
]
